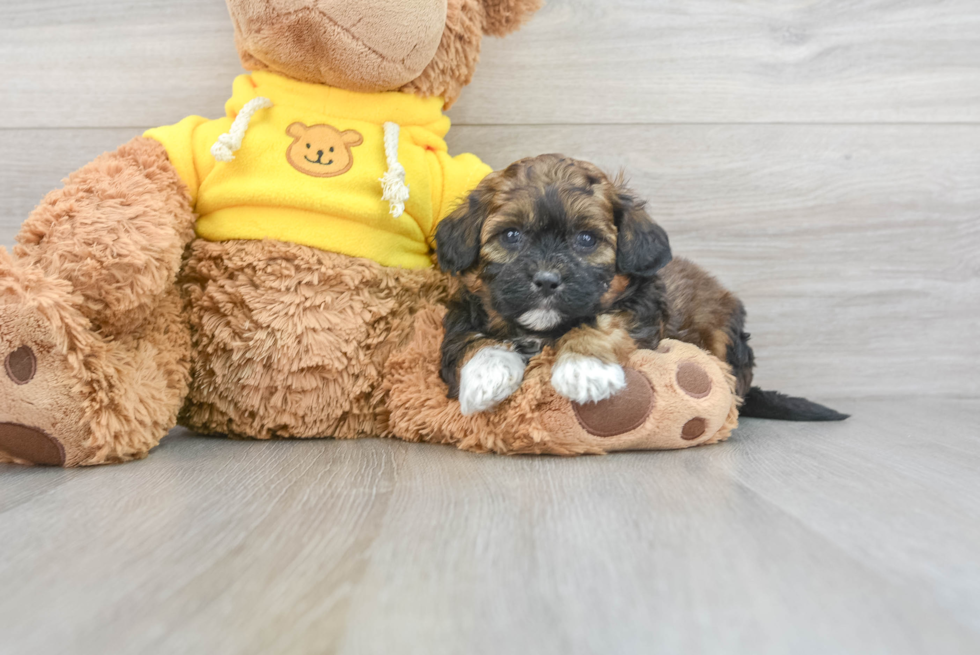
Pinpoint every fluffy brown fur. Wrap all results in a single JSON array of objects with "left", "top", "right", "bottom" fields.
[
  {"left": 660, "top": 258, "right": 751, "bottom": 395},
  {"left": 481, "top": 0, "right": 545, "bottom": 36},
  {"left": 14, "top": 137, "right": 196, "bottom": 338},
  {"left": 0, "top": 248, "right": 191, "bottom": 467},
  {"left": 179, "top": 239, "right": 453, "bottom": 440}
]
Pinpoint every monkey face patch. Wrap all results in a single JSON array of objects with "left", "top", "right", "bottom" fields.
[{"left": 286, "top": 122, "right": 363, "bottom": 178}]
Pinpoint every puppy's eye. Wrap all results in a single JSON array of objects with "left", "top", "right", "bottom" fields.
[
  {"left": 575, "top": 231, "right": 598, "bottom": 250},
  {"left": 499, "top": 229, "right": 523, "bottom": 248}
]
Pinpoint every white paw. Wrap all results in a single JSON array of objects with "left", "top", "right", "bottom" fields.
[
  {"left": 458, "top": 347, "right": 526, "bottom": 415},
  {"left": 551, "top": 354, "right": 626, "bottom": 404}
]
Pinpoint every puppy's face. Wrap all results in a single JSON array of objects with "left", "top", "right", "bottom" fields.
[
  {"left": 436, "top": 154, "right": 672, "bottom": 333},
  {"left": 476, "top": 173, "right": 618, "bottom": 331}
]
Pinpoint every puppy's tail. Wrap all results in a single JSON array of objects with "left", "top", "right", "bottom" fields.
[{"left": 739, "top": 387, "right": 849, "bottom": 421}]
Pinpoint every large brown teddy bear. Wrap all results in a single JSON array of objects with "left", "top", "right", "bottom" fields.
[{"left": 0, "top": 0, "right": 739, "bottom": 467}]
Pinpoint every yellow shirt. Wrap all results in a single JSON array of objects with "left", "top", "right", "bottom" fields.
[{"left": 144, "top": 72, "right": 491, "bottom": 269}]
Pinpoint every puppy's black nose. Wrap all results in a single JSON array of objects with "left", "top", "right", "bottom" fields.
[{"left": 532, "top": 270, "right": 562, "bottom": 295}]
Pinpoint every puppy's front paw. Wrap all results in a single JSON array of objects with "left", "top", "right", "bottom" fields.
[
  {"left": 551, "top": 354, "right": 626, "bottom": 404},
  {"left": 458, "top": 347, "right": 526, "bottom": 415}
]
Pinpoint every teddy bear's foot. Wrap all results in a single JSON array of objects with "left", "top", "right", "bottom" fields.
[
  {"left": 0, "top": 265, "right": 92, "bottom": 466},
  {"left": 550, "top": 340, "right": 740, "bottom": 451},
  {"left": 0, "top": 252, "right": 188, "bottom": 467},
  {"left": 383, "top": 305, "right": 739, "bottom": 456}
]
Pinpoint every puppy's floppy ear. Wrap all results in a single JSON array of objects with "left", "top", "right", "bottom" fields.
[
  {"left": 436, "top": 184, "right": 495, "bottom": 274},
  {"left": 613, "top": 181, "right": 672, "bottom": 277}
]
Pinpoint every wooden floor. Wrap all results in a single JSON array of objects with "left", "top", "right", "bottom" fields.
[{"left": 1, "top": 399, "right": 979, "bottom": 654}]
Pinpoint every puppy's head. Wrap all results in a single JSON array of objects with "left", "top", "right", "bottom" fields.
[{"left": 436, "top": 154, "right": 672, "bottom": 332}]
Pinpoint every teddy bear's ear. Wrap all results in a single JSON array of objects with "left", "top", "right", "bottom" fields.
[
  {"left": 481, "top": 0, "right": 544, "bottom": 37},
  {"left": 286, "top": 122, "right": 308, "bottom": 139}
]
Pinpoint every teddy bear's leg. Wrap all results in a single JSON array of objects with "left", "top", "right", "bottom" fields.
[
  {"left": 552, "top": 341, "right": 741, "bottom": 451},
  {"left": 179, "top": 241, "right": 453, "bottom": 441},
  {"left": 0, "top": 137, "right": 195, "bottom": 466},
  {"left": 384, "top": 306, "right": 740, "bottom": 456}
]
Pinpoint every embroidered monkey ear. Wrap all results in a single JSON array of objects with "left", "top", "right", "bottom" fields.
[
  {"left": 612, "top": 177, "right": 672, "bottom": 277},
  {"left": 286, "top": 122, "right": 308, "bottom": 139},
  {"left": 481, "top": 0, "right": 544, "bottom": 37}
]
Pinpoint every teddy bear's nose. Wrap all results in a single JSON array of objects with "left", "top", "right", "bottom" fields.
[{"left": 317, "top": 150, "right": 324, "bottom": 157}]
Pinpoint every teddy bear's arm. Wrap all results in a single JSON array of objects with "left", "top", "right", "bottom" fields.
[{"left": 14, "top": 136, "right": 196, "bottom": 336}]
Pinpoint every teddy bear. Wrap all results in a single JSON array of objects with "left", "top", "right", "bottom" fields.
[{"left": 0, "top": 0, "right": 739, "bottom": 467}]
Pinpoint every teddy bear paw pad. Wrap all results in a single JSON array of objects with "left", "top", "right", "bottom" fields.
[
  {"left": 676, "top": 361, "right": 712, "bottom": 398},
  {"left": 572, "top": 367, "right": 654, "bottom": 437},
  {"left": 0, "top": 342, "right": 66, "bottom": 465},
  {"left": 0, "top": 423, "right": 65, "bottom": 466},
  {"left": 0, "top": 300, "right": 90, "bottom": 467}
]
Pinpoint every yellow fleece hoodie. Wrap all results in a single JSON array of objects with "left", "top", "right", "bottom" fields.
[{"left": 144, "top": 71, "right": 491, "bottom": 269}]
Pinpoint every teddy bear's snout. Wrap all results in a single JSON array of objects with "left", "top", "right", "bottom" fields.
[{"left": 228, "top": 0, "right": 449, "bottom": 90}]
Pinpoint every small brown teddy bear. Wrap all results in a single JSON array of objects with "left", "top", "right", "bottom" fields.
[{"left": 0, "top": 0, "right": 739, "bottom": 467}]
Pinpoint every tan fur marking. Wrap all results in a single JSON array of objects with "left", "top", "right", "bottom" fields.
[
  {"left": 556, "top": 314, "right": 636, "bottom": 366},
  {"left": 600, "top": 274, "right": 630, "bottom": 308},
  {"left": 709, "top": 328, "right": 731, "bottom": 361}
]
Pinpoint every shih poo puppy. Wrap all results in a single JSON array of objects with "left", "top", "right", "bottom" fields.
[{"left": 435, "top": 154, "right": 846, "bottom": 421}]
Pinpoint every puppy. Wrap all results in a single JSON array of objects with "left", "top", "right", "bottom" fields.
[{"left": 435, "top": 154, "right": 847, "bottom": 421}]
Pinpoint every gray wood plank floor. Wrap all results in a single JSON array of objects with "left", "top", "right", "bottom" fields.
[{"left": 1, "top": 399, "right": 978, "bottom": 655}]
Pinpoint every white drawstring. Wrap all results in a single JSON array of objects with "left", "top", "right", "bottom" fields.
[
  {"left": 379, "top": 122, "right": 410, "bottom": 218},
  {"left": 211, "top": 96, "right": 273, "bottom": 162}
]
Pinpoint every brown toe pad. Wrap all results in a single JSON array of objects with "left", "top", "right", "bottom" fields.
[
  {"left": 5, "top": 346, "right": 36, "bottom": 385},
  {"left": 0, "top": 423, "right": 66, "bottom": 466},
  {"left": 681, "top": 417, "right": 707, "bottom": 440},
  {"left": 573, "top": 368, "right": 654, "bottom": 437},
  {"left": 676, "top": 361, "right": 712, "bottom": 398}
]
